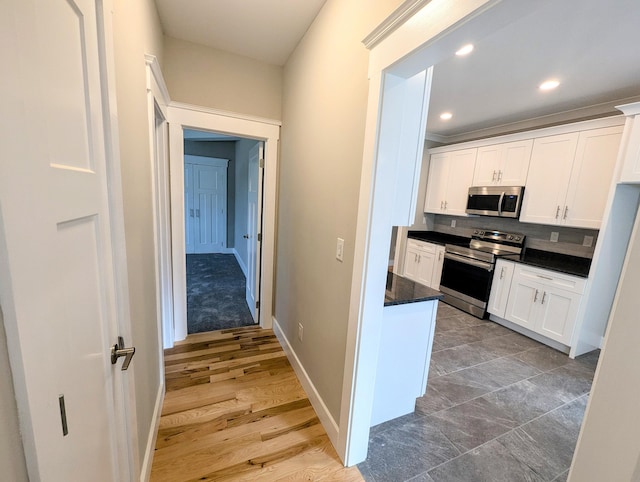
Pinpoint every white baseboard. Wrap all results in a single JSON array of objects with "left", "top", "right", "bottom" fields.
[
  {"left": 272, "top": 317, "right": 340, "bottom": 447},
  {"left": 139, "top": 381, "right": 165, "bottom": 482},
  {"left": 233, "top": 248, "right": 248, "bottom": 278}
]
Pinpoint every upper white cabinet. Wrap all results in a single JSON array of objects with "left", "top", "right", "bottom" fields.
[
  {"left": 424, "top": 148, "right": 476, "bottom": 216},
  {"left": 520, "top": 126, "right": 623, "bottom": 229},
  {"left": 618, "top": 102, "right": 640, "bottom": 183},
  {"left": 473, "top": 140, "right": 533, "bottom": 186}
]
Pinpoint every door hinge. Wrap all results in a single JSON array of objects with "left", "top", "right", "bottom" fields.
[
  {"left": 259, "top": 158, "right": 265, "bottom": 168},
  {"left": 257, "top": 233, "right": 262, "bottom": 242},
  {"left": 256, "top": 301, "right": 260, "bottom": 309}
]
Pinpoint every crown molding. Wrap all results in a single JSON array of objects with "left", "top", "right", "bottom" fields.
[{"left": 362, "top": 0, "right": 433, "bottom": 50}]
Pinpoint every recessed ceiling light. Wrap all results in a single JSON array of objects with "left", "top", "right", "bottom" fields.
[
  {"left": 455, "top": 44, "right": 474, "bottom": 56},
  {"left": 539, "top": 79, "right": 560, "bottom": 91},
  {"left": 440, "top": 112, "right": 453, "bottom": 120}
]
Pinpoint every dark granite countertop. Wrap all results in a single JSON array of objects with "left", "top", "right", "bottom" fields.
[
  {"left": 407, "top": 230, "right": 469, "bottom": 246},
  {"left": 384, "top": 271, "right": 444, "bottom": 306},
  {"left": 518, "top": 248, "right": 591, "bottom": 278}
]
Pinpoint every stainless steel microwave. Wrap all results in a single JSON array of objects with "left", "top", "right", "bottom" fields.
[{"left": 466, "top": 186, "right": 525, "bottom": 218}]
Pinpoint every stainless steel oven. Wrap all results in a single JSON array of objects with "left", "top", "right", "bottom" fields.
[{"left": 439, "top": 229, "right": 524, "bottom": 318}]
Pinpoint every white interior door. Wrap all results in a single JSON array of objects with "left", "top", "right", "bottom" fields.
[
  {"left": 246, "top": 143, "right": 264, "bottom": 321},
  {"left": 184, "top": 157, "right": 228, "bottom": 254},
  {"left": 0, "top": 0, "right": 132, "bottom": 480}
]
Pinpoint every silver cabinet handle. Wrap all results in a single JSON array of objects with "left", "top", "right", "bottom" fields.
[
  {"left": 492, "top": 170, "right": 497, "bottom": 181},
  {"left": 500, "top": 267, "right": 505, "bottom": 279},
  {"left": 111, "top": 336, "right": 136, "bottom": 371},
  {"left": 498, "top": 170, "right": 503, "bottom": 181},
  {"left": 541, "top": 291, "right": 547, "bottom": 304},
  {"left": 563, "top": 206, "right": 568, "bottom": 220},
  {"left": 444, "top": 200, "right": 448, "bottom": 210},
  {"left": 533, "top": 289, "right": 539, "bottom": 303},
  {"left": 555, "top": 205, "right": 561, "bottom": 219},
  {"left": 440, "top": 201, "right": 444, "bottom": 209}
]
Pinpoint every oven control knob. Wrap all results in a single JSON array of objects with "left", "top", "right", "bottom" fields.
[
  {"left": 479, "top": 231, "right": 485, "bottom": 235},
  {"left": 515, "top": 236, "right": 521, "bottom": 241},
  {"left": 474, "top": 230, "right": 479, "bottom": 234},
  {"left": 508, "top": 235, "right": 514, "bottom": 240}
]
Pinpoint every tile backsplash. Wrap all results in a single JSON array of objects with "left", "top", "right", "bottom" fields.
[{"left": 429, "top": 214, "right": 598, "bottom": 258}]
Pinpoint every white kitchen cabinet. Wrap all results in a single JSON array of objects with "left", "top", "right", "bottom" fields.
[
  {"left": 504, "top": 264, "right": 586, "bottom": 345},
  {"left": 520, "top": 127, "right": 623, "bottom": 228},
  {"left": 473, "top": 140, "right": 533, "bottom": 186},
  {"left": 403, "top": 239, "right": 441, "bottom": 288},
  {"left": 424, "top": 148, "right": 476, "bottom": 216},
  {"left": 487, "top": 259, "right": 515, "bottom": 318}
]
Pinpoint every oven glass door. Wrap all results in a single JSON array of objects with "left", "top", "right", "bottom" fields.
[{"left": 440, "top": 254, "right": 494, "bottom": 302}]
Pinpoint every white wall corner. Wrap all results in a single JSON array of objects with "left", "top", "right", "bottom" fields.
[
  {"left": 271, "top": 317, "right": 340, "bottom": 448},
  {"left": 139, "top": 381, "right": 165, "bottom": 482}
]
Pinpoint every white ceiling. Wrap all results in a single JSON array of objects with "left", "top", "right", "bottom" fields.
[
  {"left": 155, "top": 0, "right": 327, "bottom": 66},
  {"left": 427, "top": 0, "right": 640, "bottom": 141}
]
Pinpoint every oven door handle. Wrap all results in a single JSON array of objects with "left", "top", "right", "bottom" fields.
[{"left": 444, "top": 252, "right": 494, "bottom": 271}]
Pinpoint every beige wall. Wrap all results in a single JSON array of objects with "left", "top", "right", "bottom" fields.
[
  {"left": 0, "top": 308, "right": 28, "bottom": 482},
  {"left": 112, "top": 0, "right": 165, "bottom": 465},
  {"left": 276, "top": 0, "right": 404, "bottom": 422},
  {"left": 163, "top": 36, "right": 283, "bottom": 120}
]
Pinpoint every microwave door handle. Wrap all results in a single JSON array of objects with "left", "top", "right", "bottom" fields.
[{"left": 498, "top": 191, "right": 505, "bottom": 216}]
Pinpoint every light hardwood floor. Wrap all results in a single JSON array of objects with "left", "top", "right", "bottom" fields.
[{"left": 150, "top": 325, "right": 363, "bottom": 481}]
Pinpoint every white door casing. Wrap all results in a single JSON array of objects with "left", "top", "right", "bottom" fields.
[
  {"left": 246, "top": 143, "right": 264, "bottom": 322},
  {"left": 0, "top": 0, "right": 133, "bottom": 479},
  {"left": 168, "top": 103, "right": 280, "bottom": 341}
]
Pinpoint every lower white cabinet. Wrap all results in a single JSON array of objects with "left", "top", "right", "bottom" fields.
[
  {"left": 404, "top": 239, "right": 444, "bottom": 289},
  {"left": 503, "top": 264, "right": 586, "bottom": 345},
  {"left": 488, "top": 259, "right": 515, "bottom": 318}
]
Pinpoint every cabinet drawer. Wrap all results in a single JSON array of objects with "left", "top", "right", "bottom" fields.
[
  {"left": 515, "top": 264, "right": 586, "bottom": 294},
  {"left": 407, "top": 238, "right": 437, "bottom": 253}
]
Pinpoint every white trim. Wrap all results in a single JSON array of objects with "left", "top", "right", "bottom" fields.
[
  {"left": 362, "top": 0, "right": 432, "bottom": 49},
  {"left": 168, "top": 104, "right": 280, "bottom": 341},
  {"left": 617, "top": 101, "right": 640, "bottom": 117},
  {"left": 144, "top": 55, "right": 170, "bottom": 108},
  {"left": 138, "top": 382, "right": 165, "bottom": 482},
  {"left": 234, "top": 248, "right": 248, "bottom": 278},
  {"left": 272, "top": 317, "right": 340, "bottom": 446},
  {"left": 170, "top": 101, "right": 282, "bottom": 128},
  {"left": 428, "top": 114, "right": 626, "bottom": 152}
]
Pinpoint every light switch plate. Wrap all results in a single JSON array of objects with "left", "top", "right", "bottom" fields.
[
  {"left": 583, "top": 235, "right": 594, "bottom": 247},
  {"left": 550, "top": 232, "right": 559, "bottom": 243},
  {"left": 336, "top": 237, "right": 344, "bottom": 262}
]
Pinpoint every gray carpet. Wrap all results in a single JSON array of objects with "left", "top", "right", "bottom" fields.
[{"left": 186, "top": 253, "right": 256, "bottom": 334}]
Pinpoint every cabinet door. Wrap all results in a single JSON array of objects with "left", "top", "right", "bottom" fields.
[
  {"left": 499, "top": 140, "right": 533, "bottom": 186},
  {"left": 431, "top": 245, "right": 445, "bottom": 289},
  {"left": 505, "top": 276, "right": 542, "bottom": 331},
  {"left": 417, "top": 249, "right": 437, "bottom": 287},
  {"left": 403, "top": 244, "right": 422, "bottom": 282},
  {"left": 444, "top": 148, "right": 477, "bottom": 216},
  {"left": 536, "top": 287, "right": 582, "bottom": 345},
  {"left": 424, "top": 152, "right": 449, "bottom": 213},
  {"left": 563, "top": 126, "right": 623, "bottom": 229},
  {"left": 473, "top": 145, "right": 501, "bottom": 186},
  {"left": 519, "top": 133, "right": 579, "bottom": 225},
  {"left": 488, "top": 260, "right": 515, "bottom": 318}
]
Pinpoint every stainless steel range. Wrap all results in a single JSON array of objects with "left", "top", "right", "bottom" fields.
[{"left": 439, "top": 229, "right": 525, "bottom": 318}]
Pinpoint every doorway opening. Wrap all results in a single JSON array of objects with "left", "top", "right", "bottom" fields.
[{"left": 182, "top": 129, "right": 263, "bottom": 334}]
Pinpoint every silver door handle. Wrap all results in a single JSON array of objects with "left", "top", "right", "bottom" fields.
[
  {"left": 111, "top": 336, "right": 135, "bottom": 371},
  {"left": 563, "top": 206, "right": 568, "bottom": 220},
  {"left": 498, "top": 170, "right": 503, "bottom": 181},
  {"left": 440, "top": 201, "right": 444, "bottom": 209},
  {"left": 500, "top": 267, "right": 505, "bottom": 279},
  {"left": 492, "top": 170, "right": 497, "bottom": 181},
  {"left": 444, "top": 200, "right": 448, "bottom": 210},
  {"left": 533, "top": 289, "right": 539, "bottom": 303},
  {"left": 555, "top": 205, "right": 561, "bottom": 219},
  {"left": 541, "top": 291, "right": 547, "bottom": 304}
]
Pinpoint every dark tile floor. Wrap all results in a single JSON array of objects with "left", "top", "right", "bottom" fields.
[{"left": 358, "top": 301, "right": 599, "bottom": 482}]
